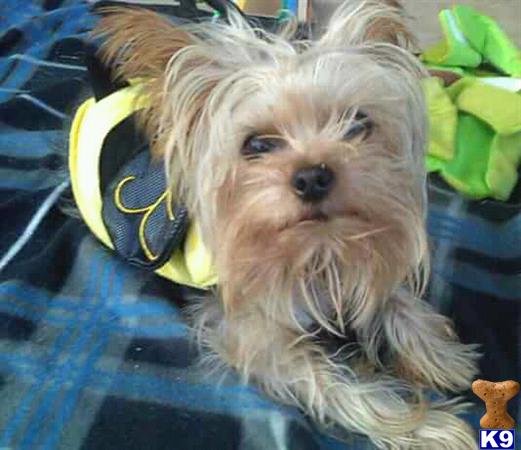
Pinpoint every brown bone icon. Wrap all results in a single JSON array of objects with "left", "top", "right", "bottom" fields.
[{"left": 472, "top": 379, "right": 520, "bottom": 429}]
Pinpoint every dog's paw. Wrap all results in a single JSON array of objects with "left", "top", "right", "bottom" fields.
[
  {"left": 398, "top": 340, "right": 480, "bottom": 392},
  {"left": 374, "top": 407, "right": 475, "bottom": 450},
  {"left": 383, "top": 291, "right": 480, "bottom": 393},
  {"left": 410, "top": 407, "right": 476, "bottom": 450}
]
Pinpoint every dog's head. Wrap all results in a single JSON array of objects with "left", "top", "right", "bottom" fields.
[{"left": 97, "top": 0, "right": 428, "bottom": 332}]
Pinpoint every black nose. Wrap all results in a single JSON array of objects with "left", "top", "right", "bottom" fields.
[{"left": 291, "top": 164, "right": 335, "bottom": 203}]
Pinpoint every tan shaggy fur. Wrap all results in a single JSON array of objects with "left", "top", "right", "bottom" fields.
[{"left": 93, "top": 1, "right": 479, "bottom": 448}]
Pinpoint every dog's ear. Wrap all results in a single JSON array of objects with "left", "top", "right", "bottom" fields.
[
  {"left": 94, "top": 8, "right": 199, "bottom": 160},
  {"left": 94, "top": 7, "right": 192, "bottom": 81},
  {"left": 93, "top": 7, "right": 249, "bottom": 200},
  {"left": 318, "top": 0, "right": 413, "bottom": 48}
]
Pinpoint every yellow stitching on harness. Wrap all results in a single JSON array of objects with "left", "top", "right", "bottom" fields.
[
  {"left": 138, "top": 192, "right": 169, "bottom": 261},
  {"left": 114, "top": 175, "right": 175, "bottom": 261},
  {"left": 115, "top": 176, "right": 147, "bottom": 213},
  {"left": 165, "top": 190, "right": 175, "bottom": 221}
]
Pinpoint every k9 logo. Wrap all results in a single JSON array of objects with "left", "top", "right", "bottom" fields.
[{"left": 480, "top": 429, "right": 516, "bottom": 449}]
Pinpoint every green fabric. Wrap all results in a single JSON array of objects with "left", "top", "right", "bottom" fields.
[
  {"left": 455, "top": 80, "right": 521, "bottom": 135},
  {"left": 454, "top": 5, "right": 521, "bottom": 77},
  {"left": 422, "top": 5, "right": 521, "bottom": 202},
  {"left": 424, "top": 77, "right": 521, "bottom": 201},
  {"left": 440, "top": 113, "right": 494, "bottom": 199},
  {"left": 422, "top": 5, "right": 521, "bottom": 77},
  {"left": 422, "top": 10, "right": 482, "bottom": 68},
  {"left": 423, "top": 77, "right": 457, "bottom": 162},
  {"left": 425, "top": 64, "right": 465, "bottom": 76},
  {"left": 487, "top": 132, "right": 521, "bottom": 200}
]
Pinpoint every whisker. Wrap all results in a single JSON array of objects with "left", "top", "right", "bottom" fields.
[{"left": 346, "top": 226, "right": 389, "bottom": 241}]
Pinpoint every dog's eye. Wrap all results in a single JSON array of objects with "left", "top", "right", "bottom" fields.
[
  {"left": 241, "top": 135, "right": 283, "bottom": 157},
  {"left": 343, "top": 111, "right": 373, "bottom": 140}
]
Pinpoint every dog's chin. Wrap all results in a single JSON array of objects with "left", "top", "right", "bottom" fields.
[
  {"left": 280, "top": 208, "right": 329, "bottom": 231},
  {"left": 272, "top": 210, "right": 366, "bottom": 264},
  {"left": 277, "top": 205, "right": 369, "bottom": 237}
]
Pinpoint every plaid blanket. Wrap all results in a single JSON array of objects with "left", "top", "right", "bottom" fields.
[{"left": 0, "top": 1, "right": 519, "bottom": 449}]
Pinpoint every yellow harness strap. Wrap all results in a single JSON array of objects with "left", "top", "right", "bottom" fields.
[{"left": 69, "top": 85, "right": 217, "bottom": 289}]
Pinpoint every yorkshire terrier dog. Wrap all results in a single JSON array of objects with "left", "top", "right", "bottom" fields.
[{"left": 93, "top": 1, "right": 479, "bottom": 448}]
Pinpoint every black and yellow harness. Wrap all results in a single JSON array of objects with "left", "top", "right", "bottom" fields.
[{"left": 69, "top": 54, "right": 217, "bottom": 289}]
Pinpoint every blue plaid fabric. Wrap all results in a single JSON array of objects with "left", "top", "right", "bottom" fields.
[{"left": 0, "top": 1, "right": 519, "bottom": 449}]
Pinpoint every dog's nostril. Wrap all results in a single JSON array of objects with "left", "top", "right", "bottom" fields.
[
  {"left": 291, "top": 164, "right": 335, "bottom": 203},
  {"left": 316, "top": 166, "right": 334, "bottom": 189},
  {"left": 294, "top": 176, "right": 308, "bottom": 193}
]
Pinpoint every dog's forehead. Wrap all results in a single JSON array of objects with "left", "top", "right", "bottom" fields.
[
  {"left": 225, "top": 49, "right": 418, "bottom": 144},
  {"left": 236, "top": 82, "right": 396, "bottom": 138},
  {"left": 237, "top": 56, "right": 409, "bottom": 119}
]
